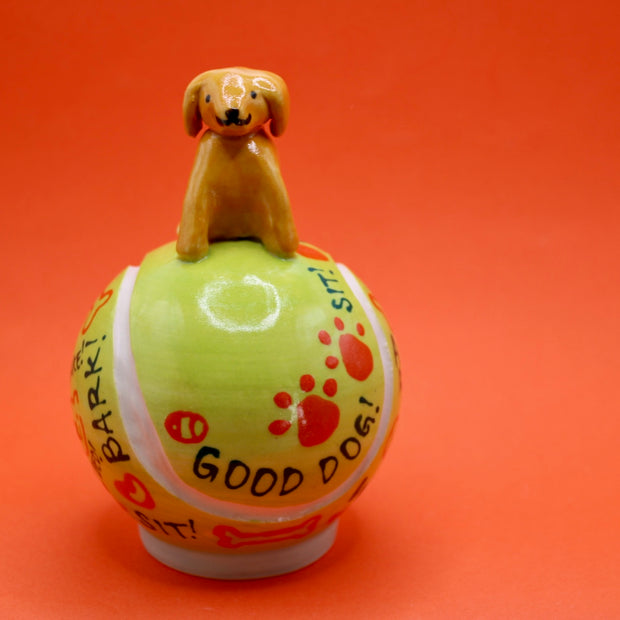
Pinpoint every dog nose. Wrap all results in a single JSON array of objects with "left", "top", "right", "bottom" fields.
[{"left": 225, "top": 108, "right": 240, "bottom": 122}]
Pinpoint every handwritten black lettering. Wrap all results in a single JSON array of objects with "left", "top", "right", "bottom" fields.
[
  {"left": 92, "top": 410, "right": 114, "bottom": 434},
  {"left": 307, "top": 267, "right": 354, "bottom": 313},
  {"left": 101, "top": 437, "right": 130, "bottom": 463},
  {"left": 225, "top": 460, "right": 251, "bottom": 490},
  {"left": 135, "top": 511, "right": 197, "bottom": 539},
  {"left": 193, "top": 446, "right": 220, "bottom": 481},
  {"left": 319, "top": 456, "right": 339, "bottom": 483},
  {"left": 250, "top": 468, "right": 277, "bottom": 497},
  {"left": 280, "top": 467, "right": 303, "bottom": 496}
]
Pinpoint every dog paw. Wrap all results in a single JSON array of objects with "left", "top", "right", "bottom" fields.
[
  {"left": 318, "top": 317, "right": 374, "bottom": 381},
  {"left": 270, "top": 374, "right": 340, "bottom": 447}
]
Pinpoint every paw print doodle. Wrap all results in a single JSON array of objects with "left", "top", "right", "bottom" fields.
[
  {"left": 271, "top": 374, "right": 340, "bottom": 447},
  {"left": 319, "top": 317, "right": 373, "bottom": 381},
  {"left": 269, "top": 317, "right": 374, "bottom": 446}
]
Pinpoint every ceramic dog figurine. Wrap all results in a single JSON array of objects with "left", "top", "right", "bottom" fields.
[
  {"left": 176, "top": 67, "right": 299, "bottom": 261},
  {"left": 71, "top": 66, "right": 402, "bottom": 579}
]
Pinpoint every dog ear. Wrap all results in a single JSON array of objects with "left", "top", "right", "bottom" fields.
[
  {"left": 253, "top": 71, "right": 290, "bottom": 137},
  {"left": 183, "top": 71, "right": 212, "bottom": 137}
]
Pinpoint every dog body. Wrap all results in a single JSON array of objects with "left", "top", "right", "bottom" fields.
[{"left": 177, "top": 68, "right": 298, "bottom": 261}]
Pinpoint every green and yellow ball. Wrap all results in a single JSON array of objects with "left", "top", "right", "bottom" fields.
[{"left": 71, "top": 240, "right": 400, "bottom": 578}]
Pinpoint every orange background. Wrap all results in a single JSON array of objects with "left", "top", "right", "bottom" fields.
[{"left": 1, "top": 0, "right": 619, "bottom": 617}]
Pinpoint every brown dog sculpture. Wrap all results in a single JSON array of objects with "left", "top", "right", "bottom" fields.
[{"left": 176, "top": 67, "right": 299, "bottom": 261}]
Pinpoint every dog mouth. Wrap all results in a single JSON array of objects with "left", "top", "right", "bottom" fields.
[{"left": 216, "top": 109, "right": 252, "bottom": 127}]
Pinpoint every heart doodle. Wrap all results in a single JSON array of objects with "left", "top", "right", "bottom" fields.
[
  {"left": 114, "top": 473, "right": 156, "bottom": 509},
  {"left": 81, "top": 289, "right": 114, "bottom": 335}
]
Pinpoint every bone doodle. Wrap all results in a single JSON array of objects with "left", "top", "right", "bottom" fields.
[{"left": 213, "top": 516, "right": 321, "bottom": 549}]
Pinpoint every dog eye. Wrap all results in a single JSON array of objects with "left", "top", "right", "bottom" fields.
[
  {"left": 250, "top": 91, "right": 257, "bottom": 99},
  {"left": 205, "top": 94, "right": 211, "bottom": 103}
]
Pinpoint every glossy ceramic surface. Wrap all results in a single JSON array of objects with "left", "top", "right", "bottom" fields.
[
  {"left": 70, "top": 240, "right": 400, "bottom": 577},
  {"left": 177, "top": 67, "right": 297, "bottom": 261}
]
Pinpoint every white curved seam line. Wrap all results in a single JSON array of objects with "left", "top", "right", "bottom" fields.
[
  {"left": 336, "top": 263, "right": 395, "bottom": 471},
  {"left": 113, "top": 264, "right": 393, "bottom": 523},
  {"left": 113, "top": 268, "right": 285, "bottom": 520},
  {"left": 113, "top": 268, "right": 333, "bottom": 521}
]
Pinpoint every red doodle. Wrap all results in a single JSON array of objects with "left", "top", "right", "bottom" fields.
[
  {"left": 319, "top": 316, "right": 374, "bottom": 381},
  {"left": 114, "top": 473, "right": 156, "bottom": 509},
  {"left": 268, "top": 419, "right": 292, "bottom": 435},
  {"left": 71, "top": 391, "right": 88, "bottom": 454},
  {"left": 81, "top": 289, "right": 114, "bottom": 335},
  {"left": 300, "top": 374, "right": 315, "bottom": 392},
  {"left": 296, "top": 243, "right": 330, "bottom": 261},
  {"left": 323, "top": 378, "right": 338, "bottom": 397},
  {"left": 73, "top": 413, "right": 88, "bottom": 454},
  {"left": 325, "top": 355, "right": 339, "bottom": 369},
  {"left": 274, "top": 392, "right": 292, "bottom": 408},
  {"left": 272, "top": 374, "right": 340, "bottom": 447},
  {"left": 297, "top": 394, "right": 340, "bottom": 447},
  {"left": 327, "top": 510, "right": 345, "bottom": 524},
  {"left": 213, "top": 515, "right": 321, "bottom": 549},
  {"left": 368, "top": 292, "right": 385, "bottom": 314},
  {"left": 318, "top": 330, "right": 331, "bottom": 345},
  {"left": 165, "top": 410, "right": 209, "bottom": 444}
]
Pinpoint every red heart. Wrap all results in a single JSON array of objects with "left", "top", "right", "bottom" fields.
[{"left": 114, "top": 473, "right": 155, "bottom": 509}]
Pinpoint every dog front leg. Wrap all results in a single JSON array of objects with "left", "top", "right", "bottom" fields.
[
  {"left": 257, "top": 152, "right": 299, "bottom": 258},
  {"left": 176, "top": 143, "right": 211, "bottom": 261},
  {"left": 265, "top": 181, "right": 299, "bottom": 258},
  {"left": 269, "top": 199, "right": 299, "bottom": 258}
]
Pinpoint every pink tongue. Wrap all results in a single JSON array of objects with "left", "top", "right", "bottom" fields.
[{"left": 297, "top": 395, "right": 340, "bottom": 447}]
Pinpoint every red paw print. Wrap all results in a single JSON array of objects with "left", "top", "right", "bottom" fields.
[
  {"left": 271, "top": 374, "right": 340, "bottom": 447},
  {"left": 319, "top": 317, "right": 373, "bottom": 381}
]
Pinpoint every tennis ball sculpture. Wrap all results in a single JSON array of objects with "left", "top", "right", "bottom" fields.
[{"left": 70, "top": 68, "right": 401, "bottom": 579}]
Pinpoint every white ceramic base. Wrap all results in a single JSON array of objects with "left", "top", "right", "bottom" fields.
[{"left": 139, "top": 520, "right": 339, "bottom": 580}]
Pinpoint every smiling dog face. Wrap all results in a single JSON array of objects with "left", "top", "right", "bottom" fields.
[{"left": 183, "top": 67, "right": 289, "bottom": 138}]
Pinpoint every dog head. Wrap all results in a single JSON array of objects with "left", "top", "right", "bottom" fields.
[{"left": 183, "top": 67, "right": 289, "bottom": 138}]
